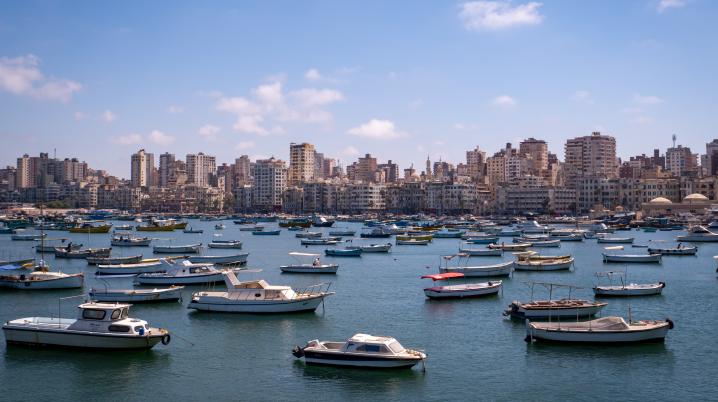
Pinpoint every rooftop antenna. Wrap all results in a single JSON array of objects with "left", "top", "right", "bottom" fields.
[{"left": 672, "top": 134, "right": 677, "bottom": 148}]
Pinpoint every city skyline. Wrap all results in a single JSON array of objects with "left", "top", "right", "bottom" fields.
[{"left": 1, "top": 1, "right": 716, "bottom": 177}]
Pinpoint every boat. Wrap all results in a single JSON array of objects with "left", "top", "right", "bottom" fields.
[
  {"left": 518, "top": 220, "right": 551, "bottom": 234},
  {"left": 525, "top": 316, "right": 673, "bottom": 343},
  {"left": 183, "top": 227, "right": 203, "bottom": 234},
  {"left": 207, "top": 240, "right": 243, "bottom": 249},
  {"left": 497, "top": 228, "right": 522, "bottom": 237},
  {"left": 328, "top": 229, "right": 356, "bottom": 237},
  {"left": 11, "top": 233, "right": 46, "bottom": 241},
  {"left": 96, "top": 260, "right": 165, "bottom": 276},
  {"left": 396, "top": 239, "right": 430, "bottom": 245},
  {"left": 135, "top": 260, "right": 238, "bottom": 285},
  {"left": 279, "top": 219, "right": 312, "bottom": 228},
  {"left": 593, "top": 271, "right": 665, "bottom": 297},
  {"left": 529, "top": 239, "right": 561, "bottom": 248},
  {"left": 153, "top": 243, "right": 202, "bottom": 253},
  {"left": 136, "top": 223, "right": 175, "bottom": 232},
  {"left": 172, "top": 222, "right": 188, "bottom": 230},
  {"left": 214, "top": 224, "right": 225, "bottom": 230},
  {"left": 295, "top": 232, "right": 322, "bottom": 239},
  {"left": 3, "top": 302, "right": 170, "bottom": 349},
  {"left": 35, "top": 240, "right": 80, "bottom": 253},
  {"left": 646, "top": 245, "right": 697, "bottom": 255},
  {"left": 396, "top": 234, "right": 432, "bottom": 242},
  {"left": 68, "top": 224, "right": 112, "bottom": 234},
  {"left": 252, "top": 229, "right": 280, "bottom": 235},
  {"left": 301, "top": 238, "right": 341, "bottom": 246},
  {"left": 89, "top": 286, "right": 184, "bottom": 303},
  {"left": 325, "top": 248, "right": 362, "bottom": 257},
  {"left": 458, "top": 244, "right": 502, "bottom": 256},
  {"left": 114, "top": 224, "right": 133, "bottom": 231},
  {"left": 602, "top": 253, "right": 662, "bottom": 263},
  {"left": 488, "top": 242, "right": 531, "bottom": 251},
  {"left": 550, "top": 233, "right": 584, "bottom": 242},
  {"left": 643, "top": 227, "right": 658, "bottom": 233},
  {"left": 514, "top": 255, "right": 574, "bottom": 271},
  {"left": 292, "top": 334, "right": 426, "bottom": 369},
  {"left": 86, "top": 255, "right": 143, "bottom": 265},
  {"left": 597, "top": 237, "right": 634, "bottom": 244},
  {"left": 432, "top": 230, "right": 464, "bottom": 238},
  {"left": 359, "top": 228, "right": 392, "bottom": 238},
  {"left": 504, "top": 282, "right": 607, "bottom": 319},
  {"left": 421, "top": 272, "right": 501, "bottom": 299},
  {"left": 355, "top": 243, "right": 392, "bottom": 253},
  {"left": 111, "top": 235, "right": 152, "bottom": 247},
  {"left": 676, "top": 226, "right": 718, "bottom": 242},
  {"left": 187, "top": 253, "right": 248, "bottom": 265},
  {"left": 54, "top": 247, "right": 112, "bottom": 259},
  {"left": 240, "top": 225, "right": 264, "bottom": 232},
  {"left": 312, "top": 216, "right": 335, "bottom": 227},
  {"left": 439, "top": 254, "right": 513, "bottom": 277},
  {"left": 280, "top": 252, "right": 339, "bottom": 274},
  {"left": 0, "top": 265, "right": 84, "bottom": 289},
  {"left": 187, "top": 271, "right": 333, "bottom": 313}
]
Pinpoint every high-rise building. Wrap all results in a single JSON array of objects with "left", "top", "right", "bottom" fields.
[
  {"left": 234, "top": 155, "right": 252, "bottom": 185},
  {"left": 466, "top": 146, "right": 486, "bottom": 182},
  {"left": 706, "top": 139, "right": 718, "bottom": 176},
  {"left": 355, "top": 154, "right": 378, "bottom": 182},
  {"left": 289, "top": 142, "right": 315, "bottom": 184},
  {"left": 665, "top": 145, "right": 697, "bottom": 177},
  {"left": 253, "top": 157, "right": 287, "bottom": 209},
  {"left": 378, "top": 160, "right": 400, "bottom": 182},
  {"left": 16, "top": 154, "right": 33, "bottom": 188},
  {"left": 564, "top": 132, "right": 618, "bottom": 181},
  {"left": 186, "top": 152, "right": 216, "bottom": 187},
  {"left": 159, "top": 153, "right": 175, "bottom": 188},
  {"left": 519, "top": 138, "right": 549, "bottom": 176},
  {"left": 130, "top": 149, "right": 154, "bottom": 188}
]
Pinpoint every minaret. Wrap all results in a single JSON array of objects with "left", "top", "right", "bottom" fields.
[{"left": 425, "top": 155, "right": 432, "bottom": 179}]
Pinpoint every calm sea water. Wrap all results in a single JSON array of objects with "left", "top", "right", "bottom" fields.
[{"left": 0, "top": 221, "right": 717, "bottom": 401}]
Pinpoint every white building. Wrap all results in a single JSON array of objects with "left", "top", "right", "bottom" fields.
[
  {"left": 130, "top": 149, "right": 154, "bottom": 188},
  {"left": 186, "top": 152, "right": 216, "bottom": 188}
]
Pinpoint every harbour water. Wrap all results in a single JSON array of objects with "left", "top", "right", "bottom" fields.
[{"left": 1, "top": 221, "right": 717, "bottom": 401}]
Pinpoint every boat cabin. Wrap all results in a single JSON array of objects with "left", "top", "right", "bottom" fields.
[
  {"left": 223, "top": 273, "right": 297, "bottom": 300},
  {"left": 67, "top": 302, "right": 150, "bottom": 335},
  {"left": 336, "top": 334, "right": 406, "bottom": 355}
]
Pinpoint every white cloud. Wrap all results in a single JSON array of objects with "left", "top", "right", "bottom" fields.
[
  {"left": 216, "top": 79, "right": 344, "bottom": 134},
  {"left": 305, "top": 68, "right": 322, "bottom": 82},
  {"left": 235, "top": 141, "right": 255, "bottom": 150},
  {"left": 112, "top": 133, "right": 142, "bottom": 145},
  {"left": 167, "top": 105, "right": 184, "bottom": 114},
  {"left": 198, "top": 124, "right": 220, "bottom": 140},
  {"left": 572, "top": 90, "right": 594, "bottom": 104},
  {"left": 347, "top": 119, "right": 407, "bottom": 140},
  {"left": 459, "top": 1, "right": 543, "bottom": 31},
  {"left": 101, "top": 110, "right": 116, "bottom": 123},
  {"left": 339, "top": 145, "right": 360, "bottom": 158},
  {"left": 492, "top": 95, "right": 517, "bottom": 108},
  {"left": 149, "top": 130, "right": 175, "bottom": 145},
  {"left": 74, "top": 112, "right": 87, "bottom": 121},
  {"left": 633, "top": 94, "right": 664, "bottom": 104},
  {"left": 657, "top": 0, "right": 686, "bottom": 13},
  {"left": 0, "top": 55, "right": 81, "bottom": 102}
]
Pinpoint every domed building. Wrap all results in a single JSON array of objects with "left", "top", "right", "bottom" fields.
[
  {"left": 684, "top": 193, "right": 709, "bottom": 204},
  {"left": 642, "top": 193, "right": 713, "bottom": 216}
]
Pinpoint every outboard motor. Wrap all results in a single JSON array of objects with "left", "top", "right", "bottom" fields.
[{"left": 291, "top": 345, "right": 305, "bottom": 358}]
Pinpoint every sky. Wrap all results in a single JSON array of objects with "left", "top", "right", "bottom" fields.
[{"left": 0, "top": 0, "right": 716, "bottom": 178}]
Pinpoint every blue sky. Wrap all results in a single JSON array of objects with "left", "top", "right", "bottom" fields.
[{"left": 0, "top": 0, "right": 715, "bottom": 178}]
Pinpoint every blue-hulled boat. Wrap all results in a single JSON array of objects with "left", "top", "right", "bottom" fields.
[
  {"left": 325, "top": 248, "right": 362, "bottom": 257},
  {"left": 252, "top": 229, "right": 281, "bottom": 236}
]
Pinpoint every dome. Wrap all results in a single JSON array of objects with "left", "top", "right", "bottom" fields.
[
  {"left": 684, "top": 193, "right": 709, "bottom": 201},
  {"left": 649, "top": 197, "right": 672, "bottom": 205}
]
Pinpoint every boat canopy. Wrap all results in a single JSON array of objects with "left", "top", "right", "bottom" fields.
[{"left": 421, "top": 272, "right": 465, "bottom": 281}]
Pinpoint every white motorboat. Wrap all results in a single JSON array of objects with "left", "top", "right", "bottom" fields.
[
  {"left": 529, "top": 240, "right": 561, "bottom": 248},
  {"left": 526, "top": 316, "right": 673, "bottom": 343},
  {"left": 396, "top": 239, "right": 430, "bottom": 245},
  {"left": 602, "top": 253, "right": 662, "bottom": 263},
  {"left": 89, "top": 286, "right": 184, "bottom": 303},
  {"left": 301, "top": 238, "right": 341, "bottom": 246},
  {"left": 439, "top": 254, "right": 513, "bottom": 277},
  {"left": 187, "top": 271, "right": 333, "bottom": 313},
  {"left": 0, "top": 265, "right": 84, "bottom": 289},
  {"left": 646, "top": 245, "right": 697, "bottom": 255},
  {"left": 550, "top": 233, "right": 584, "bottom": 242},
  {"left": 677, "top": 226, "right": 718, "bottom": 242},
  {"left": 458, "top": 245, "right": 503, "bottom": 256},
  {"left": 292, "top": 333, "right": 426, "bottom": 369},
  {"left": 518, "top": 220, "right": 551, "bottom": 234},
  {"left": 135, "top": 260, "right": 236, "bottom": 285},
  {"left": 96, "top": 260, "right": 164, "bottom": 276},
  {"left": 497, "top": 228, "right": 521, "bottom": 237},
  {"left": 514, "top": 255, "right": 574, "bottom": 271},
  {"left": 3, "top": 302, "right": 170, "bottom": 349},
  {"left": 354, "top": 243, "right": 392, "bottom": 253},
  {"left": 153, "top": 243, "right": 202, "bottom": 253},
  {"left": 208, "top": 240, "right": 243, "bottom": 249},
  {"left": 188, "top": 253, "right": 248, "bottom": 265},
  {"left": 280, "top": 252, "right": 338, "bottom": 274},
  {"left": 488, "top": 242, "right": 531, "bottom": 251},
  {"left": 111, "top": 235, "right": 152, "bottom": 247},
  {"left": 596, "top": 236, "right": 634, "bottom": 244},
  {"left": 421, "top": 272, "right": 502, "bottom": 299}
]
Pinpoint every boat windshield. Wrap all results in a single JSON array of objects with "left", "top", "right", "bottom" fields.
[
  {"left": 387, "top": 341, "right": 404, "bottom": 353},
  {"left": 121, "top": 308, "right": 129, "bottom": 319}
]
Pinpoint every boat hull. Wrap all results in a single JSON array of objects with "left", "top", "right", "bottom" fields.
[
  {"left": 3, "top": 326, "right": 164, "bottom": 349},
  {"left": 593, "top": 283, "right": 665, "bottom": 297},
  {"left": 602, "top": 254, "right": 662, "bottom": 263},
  {"left": 301, "top": 352, "right": 421, "bottom": 368},
  {"left": 188, "top": 295, "right": 326, "bottom": 313},
  {"left": 514, "top": 258, "right": 574, "bottom": 271},
  {"left": 526, "top": 323, "right": 670, "bottom": 343},
  {"left": 0, "top": 274, "right": 84, "bottom": 289},
  {"left": 424, "top": 282, "right": 501, "bottom": 299},
  {"left": 188, "top": 254, "right": 248, "bottom": 264},
  {"left": 135, "top": 273, "right": 225, "bottom": 285},
  {"left": 89, "top": 287, "right": 183, "bottom": 302},
  {"left": 506, "top": 302, "right": 606, "bottom": 319},
  {"left": 280, "top": 265, "right": 338, "bottom": 274}
]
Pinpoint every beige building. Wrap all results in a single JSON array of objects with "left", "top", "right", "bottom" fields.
[
  {"left": 519, "top": 138, "right": 549, "bottom": 176},
  {"left": 130, "top": 149, "right": 154, "bottom": 188},
  {"left": 564, "top": 132, "right": 618, "bottom": 182},
  {"left": 186, "top": 152, "right": 216, "bottom": 188},
  {"left": 289, "top": 142, "right": 315, "bottom": 184}
]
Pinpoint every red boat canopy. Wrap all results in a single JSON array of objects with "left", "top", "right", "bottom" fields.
[{"left": 421, "top": 272, "right": 465, "bottom": 281}]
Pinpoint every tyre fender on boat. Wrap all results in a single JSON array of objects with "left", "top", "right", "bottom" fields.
[
  {"left": 161, "top": 333, "right": 171, "bottom": 345},
  {"left": 665, "top": 319, "right": 674, "bottom": 329},
  {"left": 659, "top": 282, "right": 666, "bottom": 289},
  {"left": 291, "top": 345, "right": 305, "bottom": 358}
]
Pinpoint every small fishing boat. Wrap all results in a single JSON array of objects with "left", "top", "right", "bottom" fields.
[
  {"left": 328, "top": 229, "right": 356, "bottom": 237},
  {"left": 240, "top": 225, "right": 264, "bottom": 232},
  {"left": 439, "top": 254, "right": 513, "bottom": 277},
  {"left": 458, "top": 244, "right": 503, "bottom": 256},
  {"left": 68, "top": 224, "right": 112, "bottom": 234},
  {"left": 596, "top": 236, "right": 634, "bottom": 244},
  {"left": 514, "top": 254, "right": 574, "bottom": 271},
  {"left": 529, "top": 240, "right": 561, "bottom": 248},
  {"left": 504, "top": 282, "right": 606, "bottom": 319},
  {"left": 421, "top": 272, "right": 502, "bottom": 299},
  {"left": 35, "top": 240, "right": 80, "bottom": 253},
  {"left": 464, "top": 235, "right": 499, "bottom": 244},
  {"left": 252, "top": 229, "right": 280, "bottom": 235},
  {"left": 677, "top": 226, "right": 718, "bottom": 242},
  {"left": 111, "top": 235, "right": 152, "bottom": 247},
  {"left": 396, "top": 234, "right": 432, "bottom": 242},
  {"left": 153, "top": 243, "right": 202, "bottom": 254},
  {"left": 550, "top": 233, "right": 584, "bottom": 242},
  {"left": 593, "top": 271, "right": 665, "bottom": 297},
  {"left": 135, "top": 260, "right": 237, "bottom": 285},
  {"left": 3, "top": 302, "right": 170, "bottom": 349},
  {"left": 280, "top": 252, "right": 339, "bottom": 274},
  {"left": 89, "top": 286, "right": 184, "bottom": 303},
  {"left": 187, "top": 253, "right": 248, "bottom": 265},
  {"left": 432, "top": 230, "right": 464, "bottom": 239},
  {"left": 188, "top": 271, "right": 333, "bottom": 313},
  {"left": 0, "top": 265, "right": 84, "bottom": 289},
  {"left": 11, "top": 233, "right": 46, "bottom": 241},
  {"left": 355, "top": 243, "right": 392, "bottom": 253},
  {"left": 292, "top": 334, "right": 426, "bottom": 369},
  {"left": 214, "top": 223, "right": 225, "bottom": 230},
  {"left": 136, "top": 221, "right": 176, "bottom": 232},
  {"left": 279, "top": 219, "right": 312, "bottom": 228},
  {"left": 301, "top": 238, "right": 341, "bottom": 246},
  {"left": 488, "top": 242, "right": 531, "bottom": 251},
  {"left": 183, "top": 227, "right": 204, "bottom": 234},
  {"left": 498, "top": 228, "right": 522, "bottom": 237},
  {"left": 325, "top": 248, "right": 362, "bottom": 257},
  {"left": 643, "top": 227, "right": 658, "bottom": 233},
  {"left": 86, "top": 255, "right": 143, "bottom": 265},
  {"left": 54, "top": 247, "right": 112, "bottom": 259},
  {"left": 207, "top": 240, "right": 243, "bottom": 249},
  {"left": 646, "top": 245, "right": 697, "bottom": 255},
  {"left": 359, "top": 228, "right": 392, "bottom": 238},
  {"left": 114, "top": 224, "right": 133, "bottom": 231},
  {"left": 95, "top": 259, "right": 165, "bottom": 276},
  {"left": 396, "top": 239, "right": 430, "bottom": 245},
  {"left": 602, "top": 253, "right": 662, "bottom": 263},
  {"left": 525, "top": 316, "right": 673, "bottom": 343},
  {"left": 295, "top": 232, "right": 322, "bottom": 239}
]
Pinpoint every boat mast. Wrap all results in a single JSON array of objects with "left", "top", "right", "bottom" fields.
[{"left": 39, "top": 203, "right": 45, "bottom": 268}]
